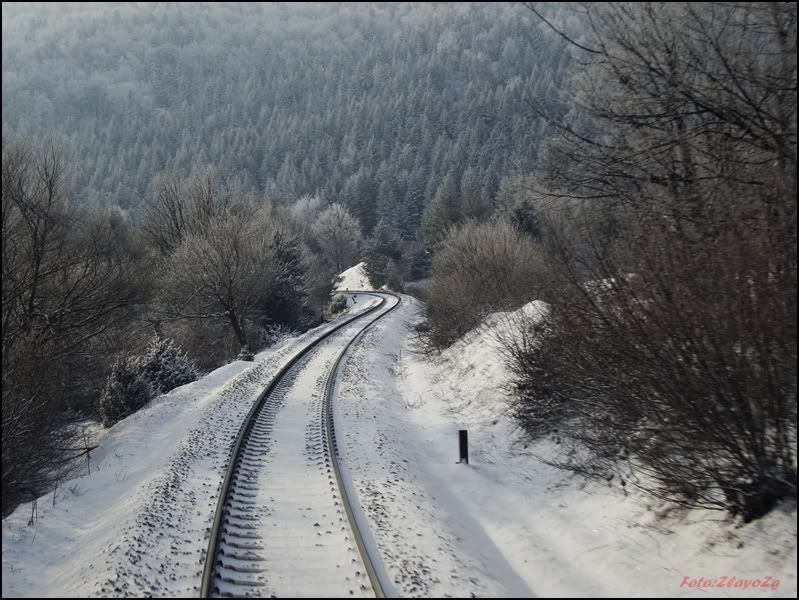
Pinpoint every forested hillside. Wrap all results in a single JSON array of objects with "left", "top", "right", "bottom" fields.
[
  {"left": 2, "top": 2, "right": 567, "bottom": 236},
  {"left": 3, "top": 1, "right": 795, "bottom": 532}
]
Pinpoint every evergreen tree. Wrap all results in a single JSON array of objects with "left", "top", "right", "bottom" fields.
[
  {"left": 421, "top": 174, "right": 461, "bottom": 248},
  {"left": 460, "top": 167, "right": 490, "bottom": 220},
  {"left": 363, "top": 221, "right": 403, "bottom": 289}
]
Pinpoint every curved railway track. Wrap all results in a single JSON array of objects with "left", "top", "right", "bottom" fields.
[{"left": 201, "top": 291, "right": 400, "bottom": 598}]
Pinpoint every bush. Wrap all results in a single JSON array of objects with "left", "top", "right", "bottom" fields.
[
  {"left": 503, "top": 318, "right": 574, "bottom": 439},
  {"left": 249, "top": 323, "right": 297, "bottom": 352},
  {"left": 136, "top": 336, "right": 198, "bottom": 395},
  {"left": 422, "top": 220, "right": 545, "bottom": 350},
  {"left": 163, "top": 318, "right": 239, "bottom": 372},
  {"left": 99, "top": 337, "right": 198, "bottom": 427},
  {"left": 329, "top": 293, "right": 348, "bottom": 314},
  {"left": 404, "top": 280, "right": 429, "bottom": 302},
  {"left": 505, "top": 212, "right": 797, "bottom": 520},
  {"left": 505, "top": 2, "right": 797, "bottom": 520},
  {"left": 99, "top": 357, "right": 151, "bottom": 427},
  {"left": 236, "top": 347, "right": 255, "bottom": 361}
]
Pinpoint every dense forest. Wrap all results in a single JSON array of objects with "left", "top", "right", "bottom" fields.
[
  {"left": 2, "top": 1, "right": 571, "bottom": 515},
  {"left": 3, "top": 2, "right": 568, "bottom": 237},
  {"left": 2, "top": 2, "right": 796, "bottom": 526}
]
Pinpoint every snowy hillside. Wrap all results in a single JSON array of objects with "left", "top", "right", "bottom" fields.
[
  {"left": 334, "top": 261, "right": 373, "bottom": 292},
  {"left": 333, "top": 297, "right": 798, "bottom": 597},
  {"left": 1, "top": 305, "right": 380, "bottom": 597},
  {"left": 3, "top": 294, "right": 795, "bottom": 597}
]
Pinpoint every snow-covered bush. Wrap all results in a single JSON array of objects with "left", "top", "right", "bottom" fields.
[
  {"left": 249, "top": 323, "right": 297, "bottom": 353},
  {"left": 135, "top": 336, "right": 198, "bottom": 396},
  {"left": 422, "top": 221, "right": 545, "bottom": 350},
  {"left": 99, "top": 337, "right": 197, "bottom": 427},
  {"left": 329, "top": 293, "right": 348, "bottom": 314},
  {"left": 99, "top": 357, "right": 151, "bottom": 428},
  {"left": 256, "top": 323, "right": 296, "bottom": 350},
  {"left": 236, "top": 346, "right": 255, "bottom": 361}
]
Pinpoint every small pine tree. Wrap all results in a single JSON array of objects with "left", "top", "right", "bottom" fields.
[
  {"left": 385, "top": 259, "right": 404, "bottom": 292},
  {"left": 136, "top": 336, "right": 198, "bottom": 396},
  {"left": 330, "top": 293, "right": 348, "bottom": 314},
  {"left": 99, "top": 357, "right": 151, "bottom": 428},
  {"left": 363, "top": 220, "right": 403, "bottom": 289},
  {"left": 421, "top": 174, "right": 461, "bottom": 248}
]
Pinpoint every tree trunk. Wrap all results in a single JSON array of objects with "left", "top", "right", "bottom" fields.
[{"left": 227, "top": 309, "right": 248, "bottom": 349}]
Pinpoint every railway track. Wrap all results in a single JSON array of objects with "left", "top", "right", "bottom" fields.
[{"left": 201, "top": 292, "right": 400, "bottom": 598}]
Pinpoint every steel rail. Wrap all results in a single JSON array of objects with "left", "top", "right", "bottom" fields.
[
  {"left": 200, "top": 291, "right": 399, "bottom": 598},
  {"left": 321, "top": 291, "right": 402, "bottom": 599}
]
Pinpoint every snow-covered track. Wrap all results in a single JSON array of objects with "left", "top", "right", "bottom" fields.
[{"left": 201, "top": 292, "right": 400, "bottom": 598}]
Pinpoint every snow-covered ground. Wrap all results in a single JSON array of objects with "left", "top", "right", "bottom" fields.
[
  {"left": 210, "top": 295, "right": 394, "bottom": 597},
  {"left": 3, "top": 288, "right": 796, "bottom": 598},
  {"left": 334, "top": 261, "right": 373, "bottom": 292},
  {"left": 334, "top": 296, "right": 798, "bottom": 597},
  {"left": 1, "top": 299, "right": 380, "bottom": 598}
]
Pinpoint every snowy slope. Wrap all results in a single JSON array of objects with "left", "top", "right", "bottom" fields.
[
  {"left": 333, "top": 296, "right": 798, "bottom": 597},
  {"left": 1, "top": 302, "right": 379, "bottom": 598},
  {"left": 3, "top": 293, "right": 795, "bottom": 598},
  {"left": 334, "top": 261, "right": 373, "bottom": 292}
]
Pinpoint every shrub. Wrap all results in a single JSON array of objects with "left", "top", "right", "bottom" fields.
[
  {"left": 136, "top": 336, "right": 198, "bottom": 395},
  {"left": 422, "top": 220, "right": 545, "bottom": 350},
  {"left": 99, "top": 337, "right": 198, "bottom": 427},
  {"left": 163, "top": 318, "right": 239, "bottom": 372},
  {"left": 505, "top": 213, "right": 797, "bottom": 520},
  {"left": 329, "top": 293, "right": 348, "bottom": 314},
  {"left": 507, "top": 2, "right": 797, "bottom": 520},
  {"left": 99, "top": 357, "right": 151, "bottom": 427},
  {"left": 236, "top": 347, "right": 255, "bottom": 362},
  {"left": 502, "top": 317, "right": 574, "bottom": 439}
]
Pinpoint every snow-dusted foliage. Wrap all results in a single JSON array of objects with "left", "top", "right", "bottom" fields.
[
  {"left": 135, "top": 336, "right": 198, "bottom": 396},
  {"left": 329, "top": 293, "right": 348, "bottom": 315},
  {"left": 99, "top": 338, "right": 197, "bottom": 427},
  {"left": 421, "top": 220, "right": 545, "bottom": 350},
  {"left": 250, "top": 324, "right": 298, "bottom": 352},
  {"left": 506, "top": 3, "right": 797, "bottom": 521},
  {"left": 99, "top": 357, "right": 152, "bottom": 428},
  {"left": 236, "top": 347, "right": 255, "bottom": 362}
]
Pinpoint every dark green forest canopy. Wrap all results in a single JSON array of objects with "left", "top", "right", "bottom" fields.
[{"left": 2, "top": 2, "right": 568, "bottom": 238}]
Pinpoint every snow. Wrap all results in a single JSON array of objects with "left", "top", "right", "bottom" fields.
[
  {"left": 1, "top": 300, "right": 381, "bottom": 598},
  {"left": 211, "top": 314, "right": 389, "bottom": 597},
  {"left": 334, "top": 261, "right": 372, "bottom": 292},
  {"left": 333, "top": 296, "right": 798, "bottom": 597},
  {"left": 3, "top": 292, "right": 795, "bottom": 598}
]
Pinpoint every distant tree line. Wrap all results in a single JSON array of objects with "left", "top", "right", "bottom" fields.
[
  {"left": 3, "top": 2, "right": 794, "bottom": 524},
  {"left": 2, "top": 2, "right": 569, "bottom": 241}
]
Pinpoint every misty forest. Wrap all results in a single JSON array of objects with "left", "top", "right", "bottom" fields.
[{"left": 1, "top": 2, "right": 797, "bottom": 597}]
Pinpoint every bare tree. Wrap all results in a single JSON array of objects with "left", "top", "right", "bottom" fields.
[
  {"left": 312, "top": 203, "right": 362, "bottom": 274},
  {"left": 158, "top": 205, "right": 276, "bottom": 351},
  {"left": 515, "top": 2, "right": 797, "bottom": 519},
  {"left": 2, "top": 139, "right": 143, "bottom": 515},
  {"left": 140, "top": 165, "right": 235, "bottom": 256}
]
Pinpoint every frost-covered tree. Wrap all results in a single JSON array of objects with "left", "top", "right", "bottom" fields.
[
  {"left": 99, "top": 357, "right": 151, "bottom": 428},
  {"left": 158, "top": 203, "right": 276, "bottom": 352},
  {"left": 2, "top": 2, "right": 570, "bottom": 241},
  {"left": 135, "top": 336, "right": 198, "bottom": 396},
  {"left": 460, "top": 168, "right": 490, "bottom": 220},
  {"left": 363, "top": 220, "right": 403, "bottom": 289},
  {"left": 312, "top": 203, "right": 362, "bottom": 274},
  {"left": 421, "top": 174, "right": 461, "bottom": 248}
]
